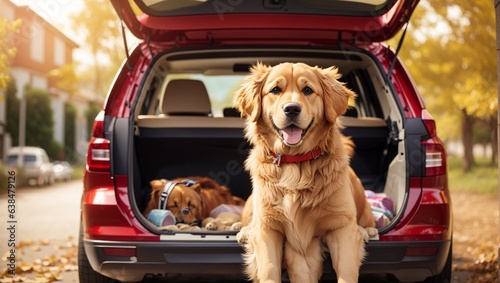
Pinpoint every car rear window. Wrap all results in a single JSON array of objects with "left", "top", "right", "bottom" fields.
[
  {"left": 7, "top": 154, "right": 37, "bottom": 165},
  {"left": 135, "top": 0, "right": 396, "bottom": 16},
  {"left": 145, "top": 69, "right": 381, "bottom": 119}
]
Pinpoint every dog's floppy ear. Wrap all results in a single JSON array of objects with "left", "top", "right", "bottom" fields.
[
  {"left": 318, "top": 67, "right": 356, "bottom": 124},
  {"left": 150, "top": 180, "right": 165, "bottom": 191},
  {"left": 233, "top": 62, "right": 270, "bottom": 122},
  {"left": 190, "top": 182, "right": 202, "bottom": 194},
  {"left": 149, "top": 180, "right": 166, "bottom": 202}
]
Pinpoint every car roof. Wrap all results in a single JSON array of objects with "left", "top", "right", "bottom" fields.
[{"left": 7, "top": 147, "right": 47, "bottom": 155}]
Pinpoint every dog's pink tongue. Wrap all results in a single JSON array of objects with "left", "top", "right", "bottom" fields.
[{"left": 282, "top": 126, "right": 302, "bottom": 145}]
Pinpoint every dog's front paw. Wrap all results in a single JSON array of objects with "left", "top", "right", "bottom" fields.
[
  {"left": 177, "top": 223, "right": 192, "bottom": 230},
  {"left": 236, "top": 226, "right": 250, "bottom": 244},
  {"left": 190, "top": 225, "right": 202, "bottom": 231},
  {"left": 358, "top": 226, "right": 379, "bottom": 242},
  {"left": 366, "top": 227, "right": 378, "bottom": 238},
  {"left": 202, "top": 217, "right": 218, "bottom": 230},
  {"left": 205, "top": 221, "right": 218, "bottom": 230},
  {"left": 230, "top": 222, "right": 242, "bottom": 231},
  {"left": 358, "top": 226, "right": 370, "bottom": 242}
]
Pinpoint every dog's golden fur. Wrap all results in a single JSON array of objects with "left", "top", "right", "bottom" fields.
[
  {"left": 234, "top": 62, "right": 375, "bottom": 283},
  {"left": 240, "top": 136, "right": 377, "bottom": 237}
]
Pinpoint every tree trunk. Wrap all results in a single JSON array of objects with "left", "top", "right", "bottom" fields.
[
  {"left": 461, "top": 110, "right": 475, "bottom": 172},
  {"left": 489, "top": 115, "right": 498, "bottom": 165}
]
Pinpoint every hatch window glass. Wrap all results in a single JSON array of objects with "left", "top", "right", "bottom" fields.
[{"left": 134, "top": 0, "right": 396, "bottom": 16}]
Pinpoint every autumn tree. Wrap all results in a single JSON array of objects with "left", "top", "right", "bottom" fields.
[
  {"left": 7, "top": 85, "right": 61, "bottom": 159},
  {"left": 70, "top": 0, "right": 124, "bottom": 96},
  {"left": 48, "top": 63, "right": 79, "bottom": 96},
  {"left": 0, "top": 18, "right": 21, "bottom": 93},
  {"left": 391, "top": 0, "right": 497, "bottom": 171}
]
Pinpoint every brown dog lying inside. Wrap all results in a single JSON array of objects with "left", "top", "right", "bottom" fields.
[{"left": 143, "top": 176, "right": 245, "bottom": 227}]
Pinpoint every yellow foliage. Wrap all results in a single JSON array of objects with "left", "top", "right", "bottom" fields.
[
  {"left": 0, "top": 17, "right": 21, "bottom": 100},
  {"left": 48, "top": 64, "right": 79, "bottom": 95},
  {"left": 388, "top": 0, "right": 497, "bottom": 140}
]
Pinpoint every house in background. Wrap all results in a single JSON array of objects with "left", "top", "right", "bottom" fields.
[{"left": 0, "top": 0, "right": 100, "bottom": 162}]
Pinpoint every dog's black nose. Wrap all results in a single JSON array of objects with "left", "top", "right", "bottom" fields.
[
  {"left": 283, "top": 103, "right": 301, "bottom": 118},
  {"left": 181, "top": 208, "right": 190, "bottom": 215}
]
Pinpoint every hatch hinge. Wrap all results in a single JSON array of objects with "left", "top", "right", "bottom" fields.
[{"left": 120, "top": 20, "right": 133, "bottom": 71}]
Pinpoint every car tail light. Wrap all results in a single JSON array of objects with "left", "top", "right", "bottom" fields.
[
  {"left": 87, "top": 137, "right": 111, "bottom": 172},
  {"left": 420, "top": 109, "right": 447, "bottom": 176},
  {"left": 86, "top": 110, "right": 111, "bottom": 172},
  {"left": 424, "top": 141, "right": 446, "bottom": 176}
]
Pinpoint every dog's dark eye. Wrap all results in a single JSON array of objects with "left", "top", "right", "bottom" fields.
[
  {"left": 270, "top": 86, "right": 282, "bottom": 95},
  {"left": 302, "top": 86, "right": 314, "bottom": 95}
]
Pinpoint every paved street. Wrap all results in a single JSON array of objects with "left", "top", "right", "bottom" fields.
[
  {"left": 1, "top": 179, "right": 82, "bottom": 282},
  {"left": 0, "top": 179, "right": 82, "bottom": 244}
]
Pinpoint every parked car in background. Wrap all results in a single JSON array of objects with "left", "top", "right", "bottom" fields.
[
  {"left": 79, "top": 0, "right": 452, "bottom": 282},
  {"left": 6, "top": 146, "right": 54, "bottom": 186},
  {"left": 52, "top": 161, "right": 73, "bottom": 182}
]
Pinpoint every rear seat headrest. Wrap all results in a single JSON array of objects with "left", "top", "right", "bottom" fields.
[{"left": 161, "top": 79, "right": 212, "bottom": 116}]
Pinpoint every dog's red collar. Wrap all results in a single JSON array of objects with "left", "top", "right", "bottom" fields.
[{"left": 270, "top": 149, "right": 323, "bottom": 166}]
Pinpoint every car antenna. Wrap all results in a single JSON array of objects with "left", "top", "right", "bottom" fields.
[
  {"left": 120, "top": 20, "right": 133, "bottom": 71},
  {"left": 387, "top": 21, "right": 409, "bottom": 80}
]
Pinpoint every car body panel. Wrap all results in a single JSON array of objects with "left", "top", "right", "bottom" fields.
[
  {"left": 111, "top": 0, "right": 419, "bottom": 43},
  {"left": 83, "top": 237, "right": 450, "bottom": 282}
]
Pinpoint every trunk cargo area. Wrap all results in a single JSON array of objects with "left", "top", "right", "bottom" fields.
[{"left": 133, "top": 115, "right": 392, "bottom": 222}]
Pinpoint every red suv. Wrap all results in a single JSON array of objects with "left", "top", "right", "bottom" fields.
[{"left": 78, "top": 1, "right": 452, "bottom": 282}]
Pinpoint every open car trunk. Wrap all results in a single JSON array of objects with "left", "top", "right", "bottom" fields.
[
  {"left": 128, "top": 48, "right": 407, "bottom": 235},
  {"left": 133, "top": 117, "right": 253, "bottom": 214}
]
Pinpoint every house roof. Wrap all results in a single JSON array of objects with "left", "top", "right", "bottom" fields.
[{"left": 7, "top": 0, "right": 79, "bottom": 49}]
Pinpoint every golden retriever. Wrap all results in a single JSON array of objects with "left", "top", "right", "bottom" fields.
[
  {"left": 240, "top": 136, "right": 377, "bottom": 236},
  {"left": 234, "top": 62, "right": 375, "bottom": 283},
  {"left": 143, "top": 176, "right": 245, "bottom": 227}
]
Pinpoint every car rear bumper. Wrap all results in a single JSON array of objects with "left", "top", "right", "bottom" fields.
[
  {"left": 357, "top": 240, "right": 451, "bottom": 282},
  {"left": 84, "top": 238, "right": 451, "bottom": 282}
]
